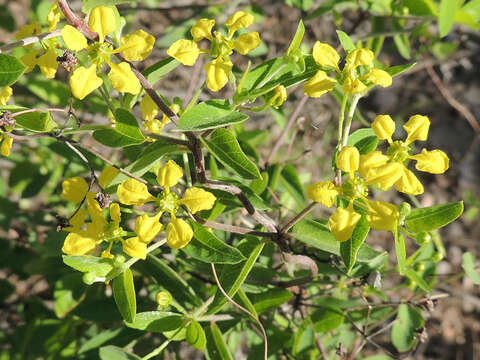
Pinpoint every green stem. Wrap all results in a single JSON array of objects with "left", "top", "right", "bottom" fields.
[
  {"left": 124, "top": 239, "right": 166, "bottom": 269},
  {"left": 337, "top": 93, "right": 349, "bottom": 147},
  {"left": 341, "top": 94, "right": 362, "bottom": 148},
  {"left": 141, "top": 324, "right": 188, "bottom": 360}
]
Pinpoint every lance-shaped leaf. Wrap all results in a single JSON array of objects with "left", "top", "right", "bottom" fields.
[
  {"left": 404, "top": 201, "right": 463, "bottom": 233},
  {"left": 124, "top": 311, "right": 184, "bottom": 332},
  {"left": 0, "top": 54, "right": 26, "bottom": 87},
  {"left": 340, "top": 216, "right": 370, "bottom": 274},
  {"left": 93, "top": 108, "right": 145, "bottom": 148},
  {"left": 112, "top": 268, "right": 136, "bottom": 323}
]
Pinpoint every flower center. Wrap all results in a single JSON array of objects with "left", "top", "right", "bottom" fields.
[
  {"left": 88, "top": 42, "right": 113, "bottom": 67},
  {"left": 210, "top": 32, "right": 233, "bottom": 58},
  {"left": 102, "top": 223, "right": 126, "bottom": 242},
  {"left": 341, "top": 176, "right": 368, "bottom": 201},
  {"left": 387, "top": 140, "right": 410, "bottom": 163},
  {"left": 158, "top": 191, "right": 179, "bottom": 214}
]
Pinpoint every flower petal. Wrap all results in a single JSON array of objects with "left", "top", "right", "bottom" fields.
[
  {"left": 88, "top": 5, "right": 116, "bottom": 43},
  {"left": 191, "top": 18, "right": 215, "bottom": 41},
  {"left": 394, "top": 166, "right": 424, "bottom": 195},
  {"left": 62, "top": 231, "right": 97, "bottom": 255},
  {"left": 306, "top": 180, "right": 339, "bottom": 208},
  {"left": 167, "top": 39, "right": 200, "bottom": 66},
  {"left": 365, "top": 162, "right": 404, "bottom": 190},
  {"left": 404, "top": 115, "right": 430, "bottom": 144},
  {"left": 98, "top": 166, "right": 119, "bottom": 189},
  {"left": 372, "top": 114, "right": 395, "bottom": 141},
  {"left": 179, "top": 187, "right": 216, "bottom": 213},
  {"left": 37, "top": 48, "right": 58, "bottom": 79},
  {"left": 108, "top": 62, "right": 141, "bottom": 95},
  {"left": 358, "top": 151, "right": 389, "bottom": 179},
  {"left": 47, "top": 2, "right": 62, "bottom": 31},
  {"left": 0, "top": 86, "right": 12, "bottom": 106},
  {"left": 345, "top": 48, "right": 374, "bottom": 71},
  {"left": 70, "top": 64, "right": 103, "bottom": 100},
  {"left": 123, "top": 236, "right": 147, "bottom": 259},
  {"left": 110, "top": 203, "right": 121, "bottom": 223},
  {"left": 343, "top": 77, "right": 367, "bottom": 94},
  {"left": 61, "top": 177, "right": 88, "bottom": 203},
  {"left": 157, "top": 160, "right": 183, "bottom": 190},
  {"left": 117, "top": 178, "right": 155, "bottom": 206},
  {"left": 225, "top": 11, "right": 253, "bottom": 38},
  {"left": 135, "top": 213, "right": 163, "bottom": 244},
  {"left": 303, "top": 70, "right": 336, "bottom": 98},
  {"left": 20, "top": 49, "right": 41, "bottom": 73},
  {"left": 366, "top": 200, "right": 399, "bottom": 231},
  {"left": 140, "top": 94, "right": 159, "bottom": 122},
  {"left": 117, "top": 29, "right": 155, "bottom": 61},
  {"left": 166, "top": 217, "right": 193, "bottom": 249},
  {"left": 61, "top": 25, "right": 88, "bottom": 51},
  {"left": 312, "top": 41, "right": 340, "bottom": 70},
  {"left": 336, "top": 146, "right": 360, "bottom": 176},
  {"left": 328, "top": 203, "right": 361, "bottom": 242},
  {"left": 364, "top": 68, "right": 392, "bottom": 88},
  {"left": 204, "top": 58, "right": 233, "bottom": 92},
  {"left": 410, "top": 148, "right": 449, "bottom": 174},
  {"left": 234, "top": 32, "right": 261, "bottom": 55},
  {"left": 0, "top": 135, "right": 13, "bottom": 157}
]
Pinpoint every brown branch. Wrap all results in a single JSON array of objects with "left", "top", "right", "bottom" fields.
[
  {"left": 0, "top": 30, "right": 61, "bottom": 53},
  {"left": 280, "top": 202, "right": 317, "bottom": 234}
]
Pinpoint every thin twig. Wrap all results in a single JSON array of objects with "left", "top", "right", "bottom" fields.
[
  {"left": 280, "top": 202, "right": 317, "bottom": 234},
  {"left": 0, "top": 30, "right": 61, "bottom": 53}
]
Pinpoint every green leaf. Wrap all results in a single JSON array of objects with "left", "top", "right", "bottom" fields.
[
  {"left": 402, "top": 0, "right": 437, "bottom": 16},
  {"left": 463, "top": 252, "right": 480, "bottom": 284},
  {"left": 311, "top": 306, "right": 345, "bottom": 333},
  {"left": 208, "top": 239, "right": 265, "bottom": 314},
  {"left": 201, "top": 129, "right": 261, "bottom": 180},
  {"left": 79, "top": 328, "right": 124, "bottom": 354},
  {"left": 186, "top": 320, "right": 206, "bottom": 350},
  {"left": 124, "top": 311, "right": 184, "bottom": 332},
  {"left": 461, "top": 0, "right": 480, "bottom": 19},
  {"left": 178, "top": 100, "right": 248, "bottom": 131},
  {"left": 24, "top": 77, "right": 71, "bottom": 107},
  {"left": 143, "top": 57, "right": 180, "bottom": 84},
  {"left": 405, "top": 268, "right": 432, "bottom": 292},
  {"left": 285, "top": 0, "right": 314, "bottom": 10},
  {"left": 386, "top": 63, "right": 416, "bottom": 77},
  {"left": 251, "top": 287, "right": 292, "bottom": 313},
  {"left": 404, "top": 201, "right": 463, "bottom": 233},
  {"left": 93, "top": 108, "right": 144, "bottom": 148},
  {"left": 0, "top": 54, "right": 26, "bottom": 87},
  {"left": 290, "top": 219, "right": 387, "bottom": 264},
  {"left": 112, "top": 268, "right": 136, "bottom": 323},
  {"left": 336, "top": 30, "right": 356, "bottom": 52},
  {"left": 182, "top": 221, "right": 246, "bottom": 264},
  {"left": 347, "top": 128, "right": 379, "bottom": 154},
  {"left": 15, "top": 111, "right": 58, "bottom": 132},
  {"left": 280, "top": 164, "right": 305, "bottom": 205},
  {"left": 394, "top": 229, "right": 406, "bottom": 275},
  {"left": 62, "top": 255, "right": 114, "bottom": 277},
  {"left": 391, "top": 304, "right": 424, "bottom": 352},
  {"left": 286, "top": 20, "right": 305, "bottom": 56},
  {"left": 340, "top": 216, "right": 370, "bottom": 274},
  {"left": 205, "top": 323, "right": 234, "bottom": 360},
  {"left": 439, "top": 0, "right": 460, "bottom": 37},
  {"left": 393, "top": 32, "right": 411, "bottom": 59},
  {"left": 99, "top": 346, "right": 141, "bottom": 360},
  {"left": 0, "top": 5, "right": 15, "bottom": 32},
  {"left": 82, "top": 0, "right": 139, "bottom": 12},
  {"left": 53, "top": 274, "right": 86, "bottom": 318}
]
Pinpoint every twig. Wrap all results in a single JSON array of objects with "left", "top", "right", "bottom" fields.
[
  {"left": 280, "top": 202, "right": 317, "bottom": 234},
  {"left": 264, "top": 95, "right": 308, "bottom": 167},
  {"left": 0, "top": 30, "right": 61, "bottom": 53},
  {"left": 211, "top": 263, "right": 268, "bottom": 360},
  {"left": 426, "top": 63, "right": 480, "bottom": 133}
]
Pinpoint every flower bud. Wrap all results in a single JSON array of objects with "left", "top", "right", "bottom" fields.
[
  {"left": 166, "top": 217, "right": 193, "bottom": 249},
  {"left": 372, "top": 115, "right": 395, "bottom": 141},
  {"left": 156, "top": 290, "right": 173, "bottom": 309},
  {"left": 398, "top": 202, "right": 412, "bottom": 218},
  {"left": 266, "top": 85, "right": 287, "bottom": 108},
  {"left": 404, "top": 115, "right": 430, "bottom": 144},
  {"left": 336, "top": 146, "right": 359, "bottom": 176},
  {"left": 114, "top": 254, "right": 126, "bottom": 267}
]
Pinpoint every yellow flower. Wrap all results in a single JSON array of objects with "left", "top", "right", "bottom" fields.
[
  {"left": 191, "top": 19, "right": 215, "bottom": 41},
  {"left": 363, "top": 68, "right": 392, "bottom": 88},
  {"left": 329, "top": 202, "right": 361, "bottom": 242},
  {"left": 135, "top": 213, "right": 163, "bottom": 244},
  {"left": 108, "top": 62, "right": 141, "bottom": 95},
  {"left": 345, "top": 48, "right": 374, "bottom": 71},
  {"left": 306, "top": 180, "right": 339, "bottom": 208},
  {"left": 336, "top": 146, "right": 359, "bottom": 178},
  {"left": 312, "top": 41, "right": 340, "bottom": 71},
  {"left": 303, "top": 70, "right": 337, "bottom": 98},
  {"left": 365, "top": 114, "right": 449, "bottom": 195},
  {"left": 37, "top": 47, "right": 58, "bottom": 79},
  {"left": 98, "top": 166, "right": 119, "bottom": 189},
  {"left": 366, "top": 200, "right": 399, "bottom": 231},
  {"left": 358, "top": 151, "right": 389, "bottom": 179},
  {"left": 47, "top": 1, "right": 62, "bottom": 31},
  {"left": 0, "top": 135, "right": 13, "bottom": 157},
  {"left": 62, "top": 230, "right": 97, "bottom": 255},
  {"left": 179, "top": 187, "right": 217, "bottom": 213},
  {"left": 0, "top": 86, "right": 13, "bottom": 105},
  {"left": 234, "top": 32, "right": 261, "bottom": 55},
  {"left": 61, "top": 177, "right": 89, "bottom": 202},
  {"left": 16, "top": 23, "right": 42, "bottom": 41},
  {"left": 224, "top": 11, "right": 254, "bottom": 38},
  {"left": 61, "top": 25, "right": 88, "bottom": 51},
  {"left": 167, "top": 39, "right": 200, "bottom": 66},
  {"left": 114, "top": 29, "right": 155, "bottom": 61},
  {"left": 88, "top": 6, "right": 116, "bottom": 43},
  {"left": 157, "top": 160, "right": 184, "bottom": 191},
  {"left": 166, "top": 216, "right": 193, "bottom": 249},
  {"left": 70, "top": 64, "right": 103, "bottom": 100},
  {"left": 122, "top": 236, "right": 147, "bottom": 259},
  {"left": 204, "top": 58, "right": 233, "bottom": 92},
  {"left": 266, "top": 85, "right": 287, "bottom": 108},
  {"left": 117, "top": 178, "right": 155, "bottom": 206},
  {"left": 140, "top": 94, "right": 158, "bottom": 122},
  {"left": 343, "top": 77, "right": 368, "bottom": 94}
]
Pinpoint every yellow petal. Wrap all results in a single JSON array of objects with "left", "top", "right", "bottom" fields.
[
  {"left": 345, "top": 48, "right": 374, "bottom": 71},
  {"left": 135, "top": 213, "right": 163, "bottom": 244},
  {"left": 328, "top": 203, "right": 361, "bottom": 242},
  {"left": 117, "top": 29, "right": 155, "bottom": 61},
  {"left": 0, "top": 135, "right": 13, "bottom": 157},
  {"left": 267, "top": 85, "right": 287, "bottom": 108},
  {"left": 88, "top": 5, "right": 116, "bottom": 43},
  {"left": 303, "top": 70, "right": 337, "bottom": 98},
  {"left": 306, "top": 180, "right": 338, "bottom": 208},
  {"left": 123, "top": 236, "right": 147, "bottom": 259},
  {"left": 87, "top": 213, "right": 107, "bottom": 240},
  {"left": 167, "top": 39, "right": 200, "bottom": 66},
  {"left": 365, "top": 162, "right": 404, "bottom": 190},
  {"left": 61, "top": 25, "right": 88, "bottom": 51},
  {"left": 234, "top": 32, "right": 261, "bottom": 55},
  {"left": 70, "top": 64, "right": 103, "bottom": 100},
  {"left": 20, "top": 49, "right": 41, "bottom": 73},
  {"left": 47, "top": 1, "right": 62, "bottom": 31},
  {"left": 61, "top": 177, "right": 88, "bottom": 202},
  {"left": 110, "top": 203, "right": 121, "bottom": 223},
  {"left": 157, "top": 160, "right": 183, "bottom": 189},
  {"left": 166, "top": 217, "right": 193, "bottom": 249},
  {"left": 343, "top": 77, "right": 367, "bottom": 94},
  {"left": 358, "top": 150, "right": 389, "bottom": 179},
  {"left": 0, "top": 86, "right": 12, "bottom": 106},
  {"left": 16, "top": 23, "right": 42, "bottom": 40},
  {"left": 98, "top": 166, "right": 119, "bottom": 189},
  {"left": 337, "top": 146, "right": 360, "bottom": 176},
  {"left": 179, "top": 187, "right": 216, "bottom": 213},
  {"left": 140, "top": 94, "right": 159, "bottom": 122},
  {"left": 117, "top": 178, "right": 155, "bottom": 206},
  {"left": 404, "top": 115, "right": 430, "bottom": 144},
  {"left": 86, "top": 191, "right": 104, "bottom": 219},
  {"left": 394, "top": 166, "right": 424, "bottom": 195},
  {"left": 364, "top": 68, "right": 392, "bottom": 88},
  {"left": 410, "top": 149, "right": 449, "bottom": 174},
  {"left": 37, "top": 48, "right": 58, "bottom": 79},
  {"left": 312, "top": 41, "right": 340, "bottom": 70},
  {"left": 108, "top": 62, "right": 141, "bottom": 95},
  {"left": 225, "top": 11, "right": 254, "bottom": 38},
  {"left": 372, "top": 114, "right": 395, "bottom": 141},
  {"left": 366, "top": 200, "right": 399, "bottom": 231},
  {"left": 204, "top": 58, "right": 233, "bottom": 92},
  {"left": 191, "top": 18, "right": 215, "bottom": 41},
  {"left": 67, "top": 208, "right": 87, "bottom": 231},
  {"left": 62, "top": 231, "right": 97, "bottom": 255},
  {"left": 144, "top": 119, "right": 165, "bottom": 135}
]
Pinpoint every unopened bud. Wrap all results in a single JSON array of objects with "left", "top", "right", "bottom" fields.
[
  {"left": 114, "top": 254, "right": 126, "bottom": 267},
  {"left": 156, "top": 290, "right": 172, "bottom": 309},
  {"left": 266, "top": 85, "right": 287, "bottom": 108},
  {"left": 398, "top": 202, "right": 411, "bottom": 219}
]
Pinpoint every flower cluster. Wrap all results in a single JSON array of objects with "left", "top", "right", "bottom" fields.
[
  {"left": 60, "top": 5, "right": 155, "bottom": 99},
  {"left": 304, "top": 43, "right": 392, "bottom": 98},
  {"left": 167, "top": 11, "right": 261, "bottom": 92},
  {"left": 116, "top": 160, "right": 216, "bottom": 253}
]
